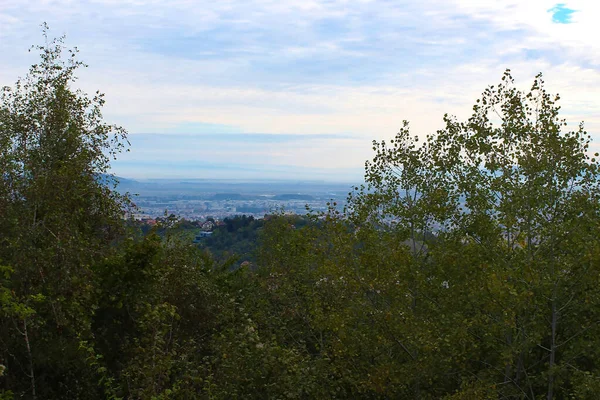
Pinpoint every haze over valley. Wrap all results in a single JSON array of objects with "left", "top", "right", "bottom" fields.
[{"left": 116, "top": 178, "right": 354, "bottom": 219}]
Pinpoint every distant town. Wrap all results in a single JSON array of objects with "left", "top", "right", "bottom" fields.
[{"left": 114, "top": 177, "right": 356, "bottom": 220}]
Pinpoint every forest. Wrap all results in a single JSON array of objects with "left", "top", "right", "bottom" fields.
[{"left": 2, "top": 32, "right": 600, "bottom": 400}]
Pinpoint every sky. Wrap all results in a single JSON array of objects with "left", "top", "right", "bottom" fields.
[{"left": 1, "top": 0, "right": 599, "bottom": 182}]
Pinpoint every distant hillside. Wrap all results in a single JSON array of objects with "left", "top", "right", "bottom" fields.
[
  {"left": 211, "top": 193, "right": 262, "bottom": 201},
  {"left": 272, "top": 194, "right": 314, "bottom": 200},
  {"left": 97, "top": 173, "right": 137, "bottom": 186}
]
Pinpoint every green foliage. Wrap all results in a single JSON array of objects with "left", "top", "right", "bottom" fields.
[
  {"left": 0, "top": 25, "right": 131, "bottom": 399},
  {"left": 235, "top": 71, "right": 600, "bottom": 399},
  {"left": 193, "top": 214, "right": 310, "bottom": 268},
  {"left": 343, "top": 70, "right": 600, "bottom": 398},
  {"left": 199, "top": 215, "right": 264, "bottom": 266},
  {"left": 90, "top": 231, "right": 224, "bottom": 399}
]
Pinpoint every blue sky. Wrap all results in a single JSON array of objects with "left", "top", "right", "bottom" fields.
[{"left": 1, "top": 0, "right": 598, "bottom": 181}]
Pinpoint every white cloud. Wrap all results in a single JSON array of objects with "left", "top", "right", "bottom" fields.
[{"left": 1, "top": 0, "right": 599, "bottom": 179}]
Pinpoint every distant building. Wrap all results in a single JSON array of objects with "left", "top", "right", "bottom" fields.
[{"left": 201, "top": 221, "right": 215, "bottom": 231}]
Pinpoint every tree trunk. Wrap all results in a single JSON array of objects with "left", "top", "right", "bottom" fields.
[
  {"left": 547, "top": 295, "right": 557, "bottom": 400},
  {"left": 23, "top": 318, "right": 36, "bottom": 400}
]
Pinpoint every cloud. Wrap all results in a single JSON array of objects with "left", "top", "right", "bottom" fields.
[{"left": 1, "top": 1, "right": 599, "bottom": 180}]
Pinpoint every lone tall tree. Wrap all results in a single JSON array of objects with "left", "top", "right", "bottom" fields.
[{"left": 0, "top": 25, "right": 130, "bottom": 398}]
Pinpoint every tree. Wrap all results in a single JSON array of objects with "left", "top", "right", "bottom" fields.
[
  {"left": 239, "top": 71, "right": 600, "bottom": 399},
  {"left": 0, "top": 25, "right": 130, "bottom": 398},
  {"left": 347, "top": 70, "right": 600, "bottom": 398},
  {"left": 89, "top": 230, "right": 223, "bottom": 399}
]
